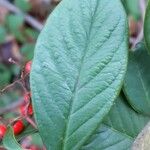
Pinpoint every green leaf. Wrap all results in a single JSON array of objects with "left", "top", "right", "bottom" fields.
[
  {"left": 124, "top": 44, "right": 150, "bottom": 115},
  {"left": 30, "top": 133, "right": 43, "bottom": 148},
  {"left": 0, "top": 64, "right": 11, "bottom": 88},
  {"left": 14, "top": 0, "right": 31, "bottom": 12},
  {"left": 30, "top": 0, "right": 128, "bottom": 149},
  {"left": 24, "top": 28, "right": 39, "bottom": 41},
  {"left": 144, "top": 0, "right": 150, "bottom": 52},
  {"left": 20, "top": 43, "right": 35, "bottom": 60},
  {"left": 0, "top": 26, "right": 6, "bottom": 44},
  {"left": 82, "top": 94, "right": 150, "bottom": 150},
  {"left": 6, "top": 14, "right": 25, "bottom": 43},
  {"left": 121, "top": 0, "right": 141, "bottom": 20},
  {"left": 3, "top": 126, "right": 23, "bottom": 150}
]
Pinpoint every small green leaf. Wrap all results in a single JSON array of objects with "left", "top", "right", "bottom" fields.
[
  {"left": 124, "top": 44, "right": 150, "bottom": 115},
  {"left": 3, "top": 126, "right": 23, "bottom": 150},
  {"left": 31, "top": 0, "right": 128, "bottom": 149},
  {"left": 24, "top": 28, "right": 39, "bottom": 41},
  {"left": 14, "top": 0, "right": 31, "bottom": 12},
  {"left": 6, "top": 14, "right": 25, "bottom": 43},
  {"left": 82, "top": 94, "right": 150, "bottom": 150},
  {"left": 144, "top": 0, "right": 150, "bottom": 52},
  {"left": 0, "top": 26, "right": 6, "bottom": 44},
  {"left": 20, "top": 43, "right": 35, "bottom": 60}
]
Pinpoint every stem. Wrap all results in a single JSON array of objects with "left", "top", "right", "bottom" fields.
[{"left": 25, "top": 117, "right": 37, "bottom": 129}]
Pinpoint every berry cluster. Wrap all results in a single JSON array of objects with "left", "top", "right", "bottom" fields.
[{"left": 0, "top": 61, "right": 34, "bottom": 139}]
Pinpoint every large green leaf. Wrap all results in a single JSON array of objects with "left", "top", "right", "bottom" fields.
[
  {"left": 30, "top": 0, "right": 128, "bottom": 149},
  {"left": 124, "top": 44, "right": 150, "bottom": 115},
  {"left": 82, "top": 94, "right": 150, "bottom": 150},
  {"left": 3, "top": 127, "right": 22, "bottom": 150},
  {"left": 144, "top": 0, "right": 150, "bottom": 52}
]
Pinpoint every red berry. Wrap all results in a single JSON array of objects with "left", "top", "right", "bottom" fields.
[
  {"left": 20, "top": 105, "right": 26, "bottom": 116},
  {"left": 20, "top": 104, "right": 33, "bottom": 116},
  {"left": 0, "top": 125, "right": 7, "bottom": 138},
  {"left": 29, "top": 145, "right": 38, "bottom": 150},
  {"left": 13, "top": 120, "right": 24, "bottom": 135},
  {"left": 28, "top": 104, "right": 33, "bottom": 115},
  {"left": 24, "top": 92, "right": 31, "bottom": 103},
  {"left": 24, "top": 61, "right": 32, "bottom": 74}
]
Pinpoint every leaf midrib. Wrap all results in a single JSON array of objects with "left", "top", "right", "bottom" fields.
[{"left": 62, "top": 2, "right": 99, "bottom": 149}]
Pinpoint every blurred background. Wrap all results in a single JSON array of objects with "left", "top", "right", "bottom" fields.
[{"left": 0, "top": 0, "right": 145, "bottom": 149}]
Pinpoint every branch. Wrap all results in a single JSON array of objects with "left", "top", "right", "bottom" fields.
[{"left": 0, "top": 0, "right": 43, "bottom": 31}]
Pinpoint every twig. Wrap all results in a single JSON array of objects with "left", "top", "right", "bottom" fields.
[
  {"left": 0, "top": 80, "right": 21, "bottom": 93},
  {"left": 25, "top": 117, "right": 37, "bottom": 129},
  {"left": 132, "top": 0, "right": 146, "bottom": 48},
  {"left": 0, "top": 71, "right": 30, "bottom": 94},
  {"left": 8, "top": 57, "right": 20, "bottom": 66},
  {"left": 0, "top": 0, "right": 43, "bottom": 31},
  {"left": 0, "top": 98, "right": 24, "bottom": 115}
]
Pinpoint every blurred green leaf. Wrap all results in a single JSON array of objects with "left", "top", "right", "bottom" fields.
[
  {"left": 0, "top": 64, "right": 11, "bottom": 88},
  {"left": 20, "top": 43, "right": 35, "bottom": 60},
  {"left": 6, "top": 14, "right": 25, "bottom": 43},
  {"left": 10, "top": 65, "right": 20, "bottom": 76},
  {"left": 0, "top": 26, "right": 6, "bottom": 44},
  {"left": 14, "top": 0, "right": 31, "bottom": 12},
  {"left": 122, "top": 0, "right": 141, "bottom": 20},
  {"left": 24, "top": 28, "right": 39, "bottom": 41},
  {"left": 3, "top": 126, "right": 23, "bottom": 150},
  {"left": 0, "top": 91, "right": 20, "bottom": 109},
  {"left": 30, "top": 133, "right": 43, "bottom": 147}
]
